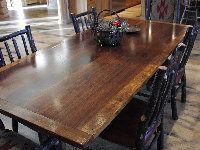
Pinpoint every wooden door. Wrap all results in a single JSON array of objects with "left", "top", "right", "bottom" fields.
[
  {"left": 101, "top": 0, "right": 110, "bottom": 10},
  {"left": 69, "top": 0, "right": 77, "bottom": 13},
  {"left": 126, "top": 0, "right": 141, "bottom": 8},
  {"left": 87, "top": 0, "right": 96, "bottom": 10}
]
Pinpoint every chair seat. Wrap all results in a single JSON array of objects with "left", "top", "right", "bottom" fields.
[
  {"left": 100, "top": 99, "right": 146, "bottom": 148},
  {"left": 0, "top": 129, "right": 39, "bottom": 150}
]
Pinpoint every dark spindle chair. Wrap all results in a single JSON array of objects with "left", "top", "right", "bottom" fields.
[
  {"left": 100, "top": 67, "right": 174, "bottom": 150},
  {"left": 181, "top": 0, "right": 199, "bottom": 25},
  {"left": 0, "top": 119, "right": 60, "bottom": 150},
  {"left": 146, "top": 0, "right": 177, "bottom": 23},
  {"left": 170, "top": 26, "right": 198, "bottom": 119},
  {"left": 0, "top": 25, "right": 37, "bottom": 132},
  {"left": 137, "top": 26, "right": 198, "bottom": 120},
  {"left": 70, "top": 7, "right": 97, "bottom": 34},
  {"left": 0, "top": 25, "right": 37, "bottom": 67}
]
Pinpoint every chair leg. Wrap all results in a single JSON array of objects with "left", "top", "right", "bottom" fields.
[
  {"left": 38, "top": 132, "right": 64, "bottom": 150},
  {"left": 171, "top": 86, "right": 178, "bottom": 120},
  {"left": 157, "top": 118, "right": 164, "bottom": 150},
  {"left": 181, "top": 73, "right": 186, "bottom": 103},
  {"left": 0, "top": 119, "right": 5, "bottom": 129},
  {"left": 12, "top": 119, "right": 18, "bottom": 133},
  {"left": 49, "top": 140, "right": 64, "bottom": 150},
  {"left": 38, "top": 132, "right": 49, "bottom": 145}
]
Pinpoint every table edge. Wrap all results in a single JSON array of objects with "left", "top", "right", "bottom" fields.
[{"left": 0, "top": 98, "right": 93, "bottom": 149}]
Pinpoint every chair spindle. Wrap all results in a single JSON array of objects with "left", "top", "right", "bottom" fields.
[
  {"left": 0, "top": 48, "right": 5, "bottom": 67},
  {"left": 21, "top": 34, "right": 29, "bottom": 55},
  {"left": 26, "top": 25, "right": 37, "bottom": 53},
  {"left": 80, "top": 17, "right": 85, "bottom": 31},
  {"left": 4, "top": 41, "right": 14, "bottom": 63},
  {"left": 12, "top": 38, "right": 21, "bottom": 59},
  {"left": 84, "top": 16, "right": 89, "bottom": 29},
  {"left": 0, "top": 25, "right": 37, "bottom": 68}
]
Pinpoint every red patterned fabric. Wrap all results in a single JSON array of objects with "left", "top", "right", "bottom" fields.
[{"left": 151, "top": 0, "right": 176, "bottom": 22}]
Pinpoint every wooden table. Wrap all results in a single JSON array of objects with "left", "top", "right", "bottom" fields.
[{"left": 0, "top": 19, "right": 189, "bottom": 149}]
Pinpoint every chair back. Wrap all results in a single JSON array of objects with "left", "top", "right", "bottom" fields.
[
  {"left": 136, "top": 67, "right": 174, "bottom": 148},
  {"left": 0, "top": 25, "right": 37, "bottom": 67},
  {"left": 0, "top": 119, "right": 4, "bottom": 129},
  {"left": 180, "top": 26, "right": 198, "bottom": 70},
  {"left": 146, "top": 0, "right": 177, "bottom": 22},
  {"left": 158, "top": 26, "right": 198, "bottom": 84},
  {"left": 184, "top": 0, "right": 199, "bottom": 7},
  {"left": 70, "top": 7, "right": 97, "bottom": 34}
]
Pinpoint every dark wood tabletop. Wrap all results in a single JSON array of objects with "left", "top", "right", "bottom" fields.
[{"left": 0, "top": 19, "right": 189, "bottom": 148}]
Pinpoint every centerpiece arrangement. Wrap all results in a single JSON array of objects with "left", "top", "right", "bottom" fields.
[{"left": 93, "top": 9, "right": 129, "bottom": 46}]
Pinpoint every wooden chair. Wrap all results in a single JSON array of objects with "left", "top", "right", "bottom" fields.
[
  {"left": 0, "top": 25, "right": 37, "bottom": 67},
  {"left": 70, "top": 7, "right": 97, "bottom": 34},
  {"left": 100, "top": 67, "right": 175, "bottom": 150},
  {"left": 0, "top": 119, "right": 60, "bottom": 150},
  {"left": 180, "top": 0, "right": 199, "bottom": 25},
  {"left": 137, "top": 26, "right": 198, "bottom": 120},
  {"left": 0, "top": 25, "right": 37, "bottom": 132},
  {"left": 146, "top": 0, "right": 177, "bottom": 23},
  {"left": 170, "top": 26, "right": 198, "bottom": 119}
]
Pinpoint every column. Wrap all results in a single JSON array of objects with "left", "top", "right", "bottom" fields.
[
  {"left": 57, "top": 0, "right": 70, "bottom": 24},
  {"left": 0, "top": 0, "right": 8, "bottom": 18}
]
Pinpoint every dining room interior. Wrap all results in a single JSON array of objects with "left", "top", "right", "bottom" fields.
[{"left": 0, "top": 0, "right": 199, "bottom": 150}]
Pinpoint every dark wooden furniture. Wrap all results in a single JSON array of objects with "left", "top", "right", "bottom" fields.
[
  {"left": 0, "top": 25, "right": 37, "bottom": 133},
  {"left": 101, "top": 67, "right": 175, "bottom": 150},
  {"left": 0, "top": 119, "right": 60, "bottom": 150},
  {"left": 136, "top": 25, "right": 198, "bottom": 120},
  {"left": 0, "top": 19, "right": 189, "bottom": 149},
  {"left": 180, "top": 0, "right": 199, "bottom": 25},
  {"left": 170, "top": 26, "right": 198, "bottom": 120},
  {"left": 70, "top": 7, "right": 97, "bottom": 34},
  {"left": 0, "top": 25, "right": 37, "bottom": 67}
]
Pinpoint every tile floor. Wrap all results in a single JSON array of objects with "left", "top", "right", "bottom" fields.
[{"left": 0, "top": 4, "right": 200, "bottom": 150}]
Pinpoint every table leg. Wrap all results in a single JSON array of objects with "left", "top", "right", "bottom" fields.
[{"left": 12, "top": 119, "right": 18, "bottom": 133}]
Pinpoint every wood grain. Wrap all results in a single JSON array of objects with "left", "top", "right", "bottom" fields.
[{"left": 0, "top": 19, "right": 189, "bottom": 148}]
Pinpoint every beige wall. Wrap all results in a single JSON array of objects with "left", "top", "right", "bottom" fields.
[
  {"left": 76, "top": 0, "right": 87, "bottom": 13},
  {"left": 69, "top": 0, "right": 97, "bottom": 14}
]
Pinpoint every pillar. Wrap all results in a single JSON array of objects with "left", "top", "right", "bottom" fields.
[
  {"left": 0, "top": 0, "right": 8, "bottom": 18},
  {"left": 57, "top": 0, "right": 70, "bottom": 24}
]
